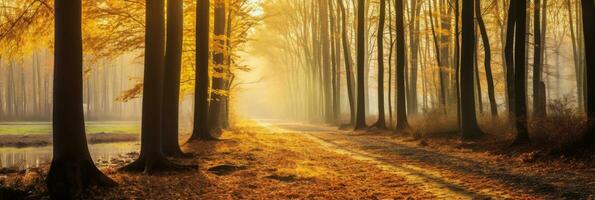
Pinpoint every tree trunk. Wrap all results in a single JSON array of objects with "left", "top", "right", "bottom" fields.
[
  {"left": 460, "top": 0, "right": 484, "bottom": 139},
  {"left": 476, "top": 0, "right": 498, "bottom": 117},
  {"left": 355, "top": 0, "right": 367, "bottom": 130},
  {"left": 504, "top": 0, "right": 517, "bottom": 119},
  {"left": 408, "top": 0, "right": 421, "bottom": 116},
  {"left": 47, "top": 1, "right": 117, "bottom": 198},
  {"left": 512, "top": 0, "right": 530, "bottom": 145},
  {"left": 374, "top": 0, "right": 387, "bottom": 129},
  {"left": 319, "top": 0, "right": 333, "bottom": 123},
  {"left": 582, "top": 0, "right": 595, "bottom": 142},
  {"left": 190, "top": 0, "right": 214, "bottom": 141},
  {"left": 533, "top": 0, "right": 546, "bottom": 118},
  {"left": 338, "top": 0, "right": 356, "bottom": 125},
  {"left": 429, "top": 0, "right": 447, "bottom": 113},
  {"left": 395, "top": 0, "right": 410, "bottom": 131},
  {"left": 209, "top": 0, "right": 226, "bottom": 133},
  {"left": 120, "top": 0, "right": 191, "bottom": 173},
  {"left": 161, "top": 0, "right": 187, "bottom": 157}
]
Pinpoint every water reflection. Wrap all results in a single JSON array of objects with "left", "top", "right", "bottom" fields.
[{"left": 0, "top": 142, "right": 139, "bottom": 170}]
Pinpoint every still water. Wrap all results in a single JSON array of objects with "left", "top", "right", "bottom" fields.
[{"left": 0, "top": 142, "right": 139, "bottom": 170}]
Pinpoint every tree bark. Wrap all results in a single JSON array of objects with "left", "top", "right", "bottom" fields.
[
  {"left": 338, "top": 0, "right": 356, "bottom": 125},
  {"left": 533, "top": 0, "right": 546, "bottom": 118},
  {"left": 395, "top": 0, "right": 410, "bottom": 131},
  {"left": 161, "top": 0, "right": 187, "bottom": 157},
  {"left": 47, "top": 1, "right": 117, "bottom": 198},
  {"left": 120, "top": 0, "right": 193, "bottom": 173},
  {"left": 209, "top": 0, "right": 226, "bottom": 133},
  {"left": 581, "top": 0, "right": 595, "bottom": 142},
  {"left": 460, "top": 0, "right": 484, "bottom": 139},
  {"left": 355, "top": 0, "right": 367, "bottom": 130},
  {"left": 190, "top": 0, "right": 214, "bottom": 141},
  {"left": 475, "top": 0, "right": 498, "bottom": 117},
  {"left": 374, "top": 0, "right": 387, "bottom": 129},
  {"left": 512, "top": 0, "right": 530, "bottom": 145},
  {"left": 504, "top": 0, "right": 517, "bottom": 119}
]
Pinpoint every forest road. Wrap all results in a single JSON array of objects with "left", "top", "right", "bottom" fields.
[{"left": 256, "top": 119, "right": 595, "bottom": 200}]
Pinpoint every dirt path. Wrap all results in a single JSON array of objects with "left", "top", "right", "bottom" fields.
[
  {"left": 9, "top": 119, "right": 592, "bottom": 199},
  {"left": 259, "top": 119, "right": 595, "bottom": 199}
]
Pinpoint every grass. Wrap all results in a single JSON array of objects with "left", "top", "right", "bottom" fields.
[{"left": 0, "top": 121, "right": 140, "bottom": 135}]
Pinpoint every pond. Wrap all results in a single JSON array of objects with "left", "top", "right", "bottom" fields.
[{"left": 0, "top": 142, "right": 139, "bottom": 170}]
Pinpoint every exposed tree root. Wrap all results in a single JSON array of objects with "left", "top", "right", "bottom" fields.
[
  {"left": 47, "top": 159, "right": 117, "bottom": 199},
  {"left": 119, "top": 156, "right": 197, "bottom": 174}
]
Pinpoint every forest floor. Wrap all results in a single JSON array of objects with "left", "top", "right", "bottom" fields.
[{"left": 2, "top": 119, "right": 594, "bottom": 199}]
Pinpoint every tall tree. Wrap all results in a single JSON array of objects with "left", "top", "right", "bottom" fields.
[
  {"left": 161, "top": 0, "right": 187, "bottom": 157},
  {"left": 47, "top": 0, "right": 117, "bottom": 198},
  {"left": 121, "top": 0, "right": 191, "bottom": 172},
  {"left": 460, "top": 0, "right": 484, "bottom": 139},
  {"left": 374, "top": 0, "right": 387, "bottom": 129},
  {"left": 319, "top": 0, "right": 333, "bottom": 123},
  {"left": 355, "top": 0, "right": 367, "bottom": 130},
  {"left": 408, "top": 0, "right": 421, "bottom": 116},
  {"left": 582, "top": 0, "right": 595, "bottom": 142},
  {"left": 512, "top": 0, "right": 530, "bottom": 145},
  {"left": 504, "top": 0, "right": 517, "bottom": 119},
  {"left": 475, "top": 0, "right": 498, "bottom": 117},
  {"left": 209, "top": 0, "right": 227, "bottom": 133},
  {"left": 338, "top": 0, "right": 356, "bottom": 125},
  {"left": 189, "top": 0, "right": 214, "bottom": 141},
  {"left": 395, "top": 0, "right": 409, "bottom": 131},
  {"left": 533, "top": 0, "right": 546, "bottom": 117}
]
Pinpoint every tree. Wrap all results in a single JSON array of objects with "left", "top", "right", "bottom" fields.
[
  {"left": 475, "top": 0, "right": 498, "bottom": 117},
  {"left": 209, "top": 0, "right": 227, "bottom": 133},
  {"left": 533, "top": 0, "right": 546, "bottom": 118},
  {"left": 319, "top": 0, "right": 333, "bottom": 123},
  {"left": 460, "top": 0, "right": 484, "bottom": 139},
  {"left": 504, "top": 0, "right": 517, "bottom": 118},
  {"left": 374, "top": 0, "right": 387, "bottom": 129},
  {"left": 395, "top": 0, "right": 409, "bottom": 131},
  {"left": 582, "top": 0, "right": 595, "bottom": 142},
  {"left": 46, "top": 0, "right": 117, "bottom": 198},
  {"left": 161, "top": 0, "right": 188, "bottom": 157},
  {"left": 511, "top": 0, "right": 530, "bottom": 145},
  {"left": 338, "top": 0, "right": 356, "bottom": 125},
  {"left": 190, "top": 0, "right": 214, "bottom": 141},
  {"left": 120, "top": 0, "right": 192, "bottom": 173},
  {"left": 355, "top": 0, "right": 367, "bottom": 130}
]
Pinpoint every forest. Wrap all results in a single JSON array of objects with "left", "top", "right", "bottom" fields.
[{"left": 0, "top": 0, "right": 593, "bottom": 199}]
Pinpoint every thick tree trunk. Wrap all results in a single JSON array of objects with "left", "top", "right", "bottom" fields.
[
  {"left": 460, "top": 0, "right": 484, "bottom": 139},
  {"left": 504, "top": 0, "right": 517, "bottom": 119},
  {"left": 161, "top": 0, "right": 187, "bottom": 157},
  {"left": 47, "top": 1, "right": 117, "bottom": 198},
  {"left": 190, "top": 0, "right": 214, "bottom": 141},
  {"left": 355, "top": 0, "right": 367, "bottom": 130},
  {"left": 121, "top": 0, "right": 193, "bottom": 173},
  {"left": 476, "top": 0, "right": 498, "bottom": 117},
  {"left": 395, "top": 0, "right": 410, "bottom": 131},
  {"left": 582, "top": 0, "right": 595, "bottom": 142},
  {"left": 209, "top": 0, "right": 226, "bottom": 133},
  {"left": 374, "top": 0, "right": 387, "bottom": 129},
  {"left": 512, "top": 0, "right": 530, "bottom": 145}
]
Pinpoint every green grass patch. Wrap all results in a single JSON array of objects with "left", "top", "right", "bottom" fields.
[{"left": 0, "top": 121, "right": 140, "bottom": 135}]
